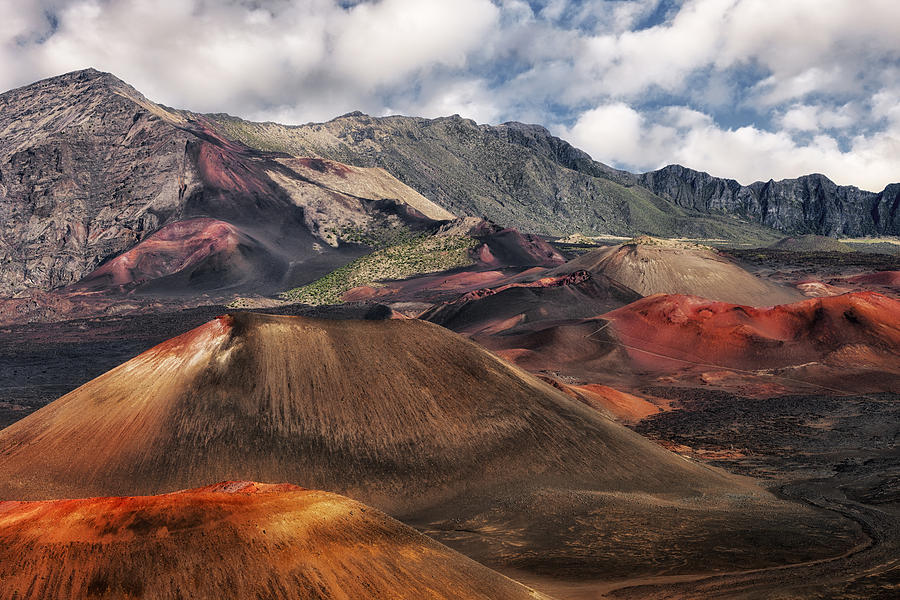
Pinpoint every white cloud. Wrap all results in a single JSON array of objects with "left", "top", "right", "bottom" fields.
[
  {"left": 719, "top": 0, "right": 900, "bottom": 104},
  {"left": 564, "top": 103, "right": 900, "bottom": 191},
  {"left": 385, "top": 77, "right": 502, "bottom": 124},
  {"left": 0, "top": 0, "right": 498, "bottom": 119},
  {"left": 584, "top": 0, "right": 732, "bottom": 97},
  {"left": 779, "top": 103, "right": 859, "bottom": 132},
  {"left": 564, "top": 103, "right": 647, "bottom": 166},
  {"left": 332, "top": 0, "right": 499, "bottom": 88},
  {"left": 0, "top": 0, "right": 897, "bottom": 190}
]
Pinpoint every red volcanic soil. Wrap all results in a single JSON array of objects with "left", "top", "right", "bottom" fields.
[
  {"left": 180, "top": 120, "right": 307, "bottom": 226},
  {"left": 472, "top": 222, "right": 564, "bottom": 268},
  {"left": 70, "top": 218, "right": 280, "bottom": 292},
  {"left": 0, "top": 312, "right": 859, "bottom": 580},
  {"left": 457, "top": 270, "right": 593, "bottom": 302},
  {"left": 535, "top": 375, "right": 661, "bottom": 422},
  {"left": 422, "top": 271, "right": 640, "bottom": 336},
  {"left": 194, "top": 138, "right": 274, "bottom": 197},
  {"left": 601, "top": 292, "right": 900, "bottom": 390},
  {"left": 341, "top": 284, "right": 393, "bottom": 302},
  {"left": 349, "top": 269, "right": 514, "bottom": 305},
  {"left": 570, "top": 383, "right": 662, "bottom": 422},
  {"left": 844, "top": 270, "right": 900, "bottom": 287},
  {"left": 791, "top": 271, "right": 900, "bottom": 300},
  {"left": 295, "top": 156, "right": 353, "bottom": 177},
  {"left": 0, "top": 481, "right": 544, "bottom": 600}
]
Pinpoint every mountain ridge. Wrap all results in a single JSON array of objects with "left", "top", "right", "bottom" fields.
[
  {"left": 1, "top": 69, "right": 896, "bottom": 299},
  {"left": 209, "top": 109, "right": 782, "bottom": 240},
  {"left": 209, "top": 109, "right": 899, "bottom": 238},
  {"left": 639, "top": 164, "right": 900, "bottom": 236},
  {"left": 0, "top": 69, "right": 450, "bottom": 296}
]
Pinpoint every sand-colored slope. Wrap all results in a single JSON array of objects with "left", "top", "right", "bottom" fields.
[
  {"left": 0, "top": 312, "right": 735, "bottom": 507},
  {"left": 557, "top": 237, "right": 803, "bottom": 306},
  {"left": 0, "top": 481, "right": 547, "bottom": 600},
  {"left": 280, "top": 156, "right": 455, "bottom": 221},
  {"left": 0, "top": 313, "right": 860, "bottom": 579}
]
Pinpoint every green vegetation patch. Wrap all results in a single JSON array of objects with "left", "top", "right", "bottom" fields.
[
  {"left": 329, "top": 224, "right": 421, "bottom": 249},
  {"left": 280, "top": 235, "right": 478, "bottom": 305}
]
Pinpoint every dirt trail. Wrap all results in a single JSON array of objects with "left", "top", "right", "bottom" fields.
[
  {"left": 507, "top": 479, "right": 896, "bottom": 599},
  {"left": 602, "top": 480, "right": 899, "bottom": 599}
]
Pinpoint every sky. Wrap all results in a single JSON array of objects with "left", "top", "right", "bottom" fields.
[{"left": 1, "top": 0, "right": 898, "bottom": 191}]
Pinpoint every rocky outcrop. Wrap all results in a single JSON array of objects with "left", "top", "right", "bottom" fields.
[
  {"left": 0, "top": 70, "right": 447, "bottom": 296},
  {"left": 0, "top": 69, "right": 195, "bottom": 295},
  {"left": 639, "top": 165, "right": 900, "bottom": 236},
  {"left": 210, "top": 112, "right": 779, "bottom": 240}
]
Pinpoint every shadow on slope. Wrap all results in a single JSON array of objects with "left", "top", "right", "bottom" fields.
[{"left": 0, "top": 313, "right": 859, "bottom": 581}]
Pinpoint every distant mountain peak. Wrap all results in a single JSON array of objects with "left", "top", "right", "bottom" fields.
[
  {"left": 24, "top": 67, "right": 125, "bottom": 90},
  {"left": 334, "top": 110, "right": 368, "bottom": 119},
  {"left": 639, "top": 164, "right": 897, "bottom": 235}
]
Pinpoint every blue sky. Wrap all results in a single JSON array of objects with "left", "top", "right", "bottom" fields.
[{"left": 1, "top": 0, "right": 898, "bottom": 190}]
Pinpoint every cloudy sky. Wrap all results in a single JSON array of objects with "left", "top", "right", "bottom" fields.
[{"left": 2, "top": 0, "right": 898, "bottom": 190}]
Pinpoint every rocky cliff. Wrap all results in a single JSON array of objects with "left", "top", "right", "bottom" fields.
[
  {"left": 214, "top": 112, "right": 899, "bottom": 239},
  {"left": 210, "top": 112, "right": 778, "bottom": 241},
  {"left": 0, "top": 70, "right": 447, "bottom": 296},
  {"left": 639, "top": 164, "right": 900, "bottom": 236},
  {"left": 3, "top": 69, "right": 894, "bottom": 298}
]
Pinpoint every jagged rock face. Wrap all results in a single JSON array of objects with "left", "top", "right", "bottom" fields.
[
  {"left": 210, "top": 113, "right": 778, "bottom": 241},
  {"left": 0, "top": 71, "right": 447, "bottom": 296},
  {"left": 639, "top": 165, "right": 900, "bottom": 236},
  {"left": 482, "top": 121, "right": 633, "bottom": 184},
  {"left": 873, "top": 183, "right": 900, "bottom": 234},
  {"left": 0, "top": 70, "right": 195, "bottom": 295}
]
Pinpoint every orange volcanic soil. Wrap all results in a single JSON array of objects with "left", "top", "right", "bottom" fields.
[
  {"left": 0, "top": 312, "right": 736, "bottom": 507},
  {"left": 570, "top": 383, "right": 662, "bottom": 422},
  {"left": 553, "top": 238, "right": 802, "bottom": 306},
  {"left": 601, "top": 292, "right": 900, "bottom": 387},
  {"left": 0, "top": 481, "right": 545, "bottom": 600},
  {"left": 844, "top": 270, "right": 900, "bottom": 286},
  {"left": 0, "top": 312, "right": 859, "bottom": 579},
  {"left": 535, "top": 375, "right": 661, "bottom": 422},
  {"left": 71, "top": 218, "right": 280, "bottom": 291}
]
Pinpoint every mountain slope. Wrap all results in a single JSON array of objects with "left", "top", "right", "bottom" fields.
[
  {"left": 551, "top": 237, "right": 803, "bottom": 306},
  {"left": 0, "top": 70, "right": 449, "bottom": 296},
  {"left": 420, "top": 271, "right": 640, "bottom": 335},
  {"left": 600, "top": 292, "right": 900, "bottom": 393},
  {"left": 640, "top": 164, "right": 900, "bottom": 236},
  {"left": 0, "top": 481, "right": 547, "bottom": 600},
  {"left": 0, "top": 312, "right": 858, "bottom": 579},
  {"left": 0, "top": 312, "right": 739, "bottom": 505},
  {"left": 210, "top": 112, "right": 782, "bottom": 241}
]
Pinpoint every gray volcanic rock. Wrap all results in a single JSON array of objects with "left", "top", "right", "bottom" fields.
[
  {"left": 209, "top": 112, "right": 780, "bottom": 241},
  {"left": 0, "top": 69, "right": 195, "bottom": 295},
  {"left": 639, "top": 165, "right": 900, "bottom": 236},
  {"left": 873, "top": 183, "right": 900, "bottom": 234},
  {"left": 0, "top": 70, "right": 447, "bottom": 296}
]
